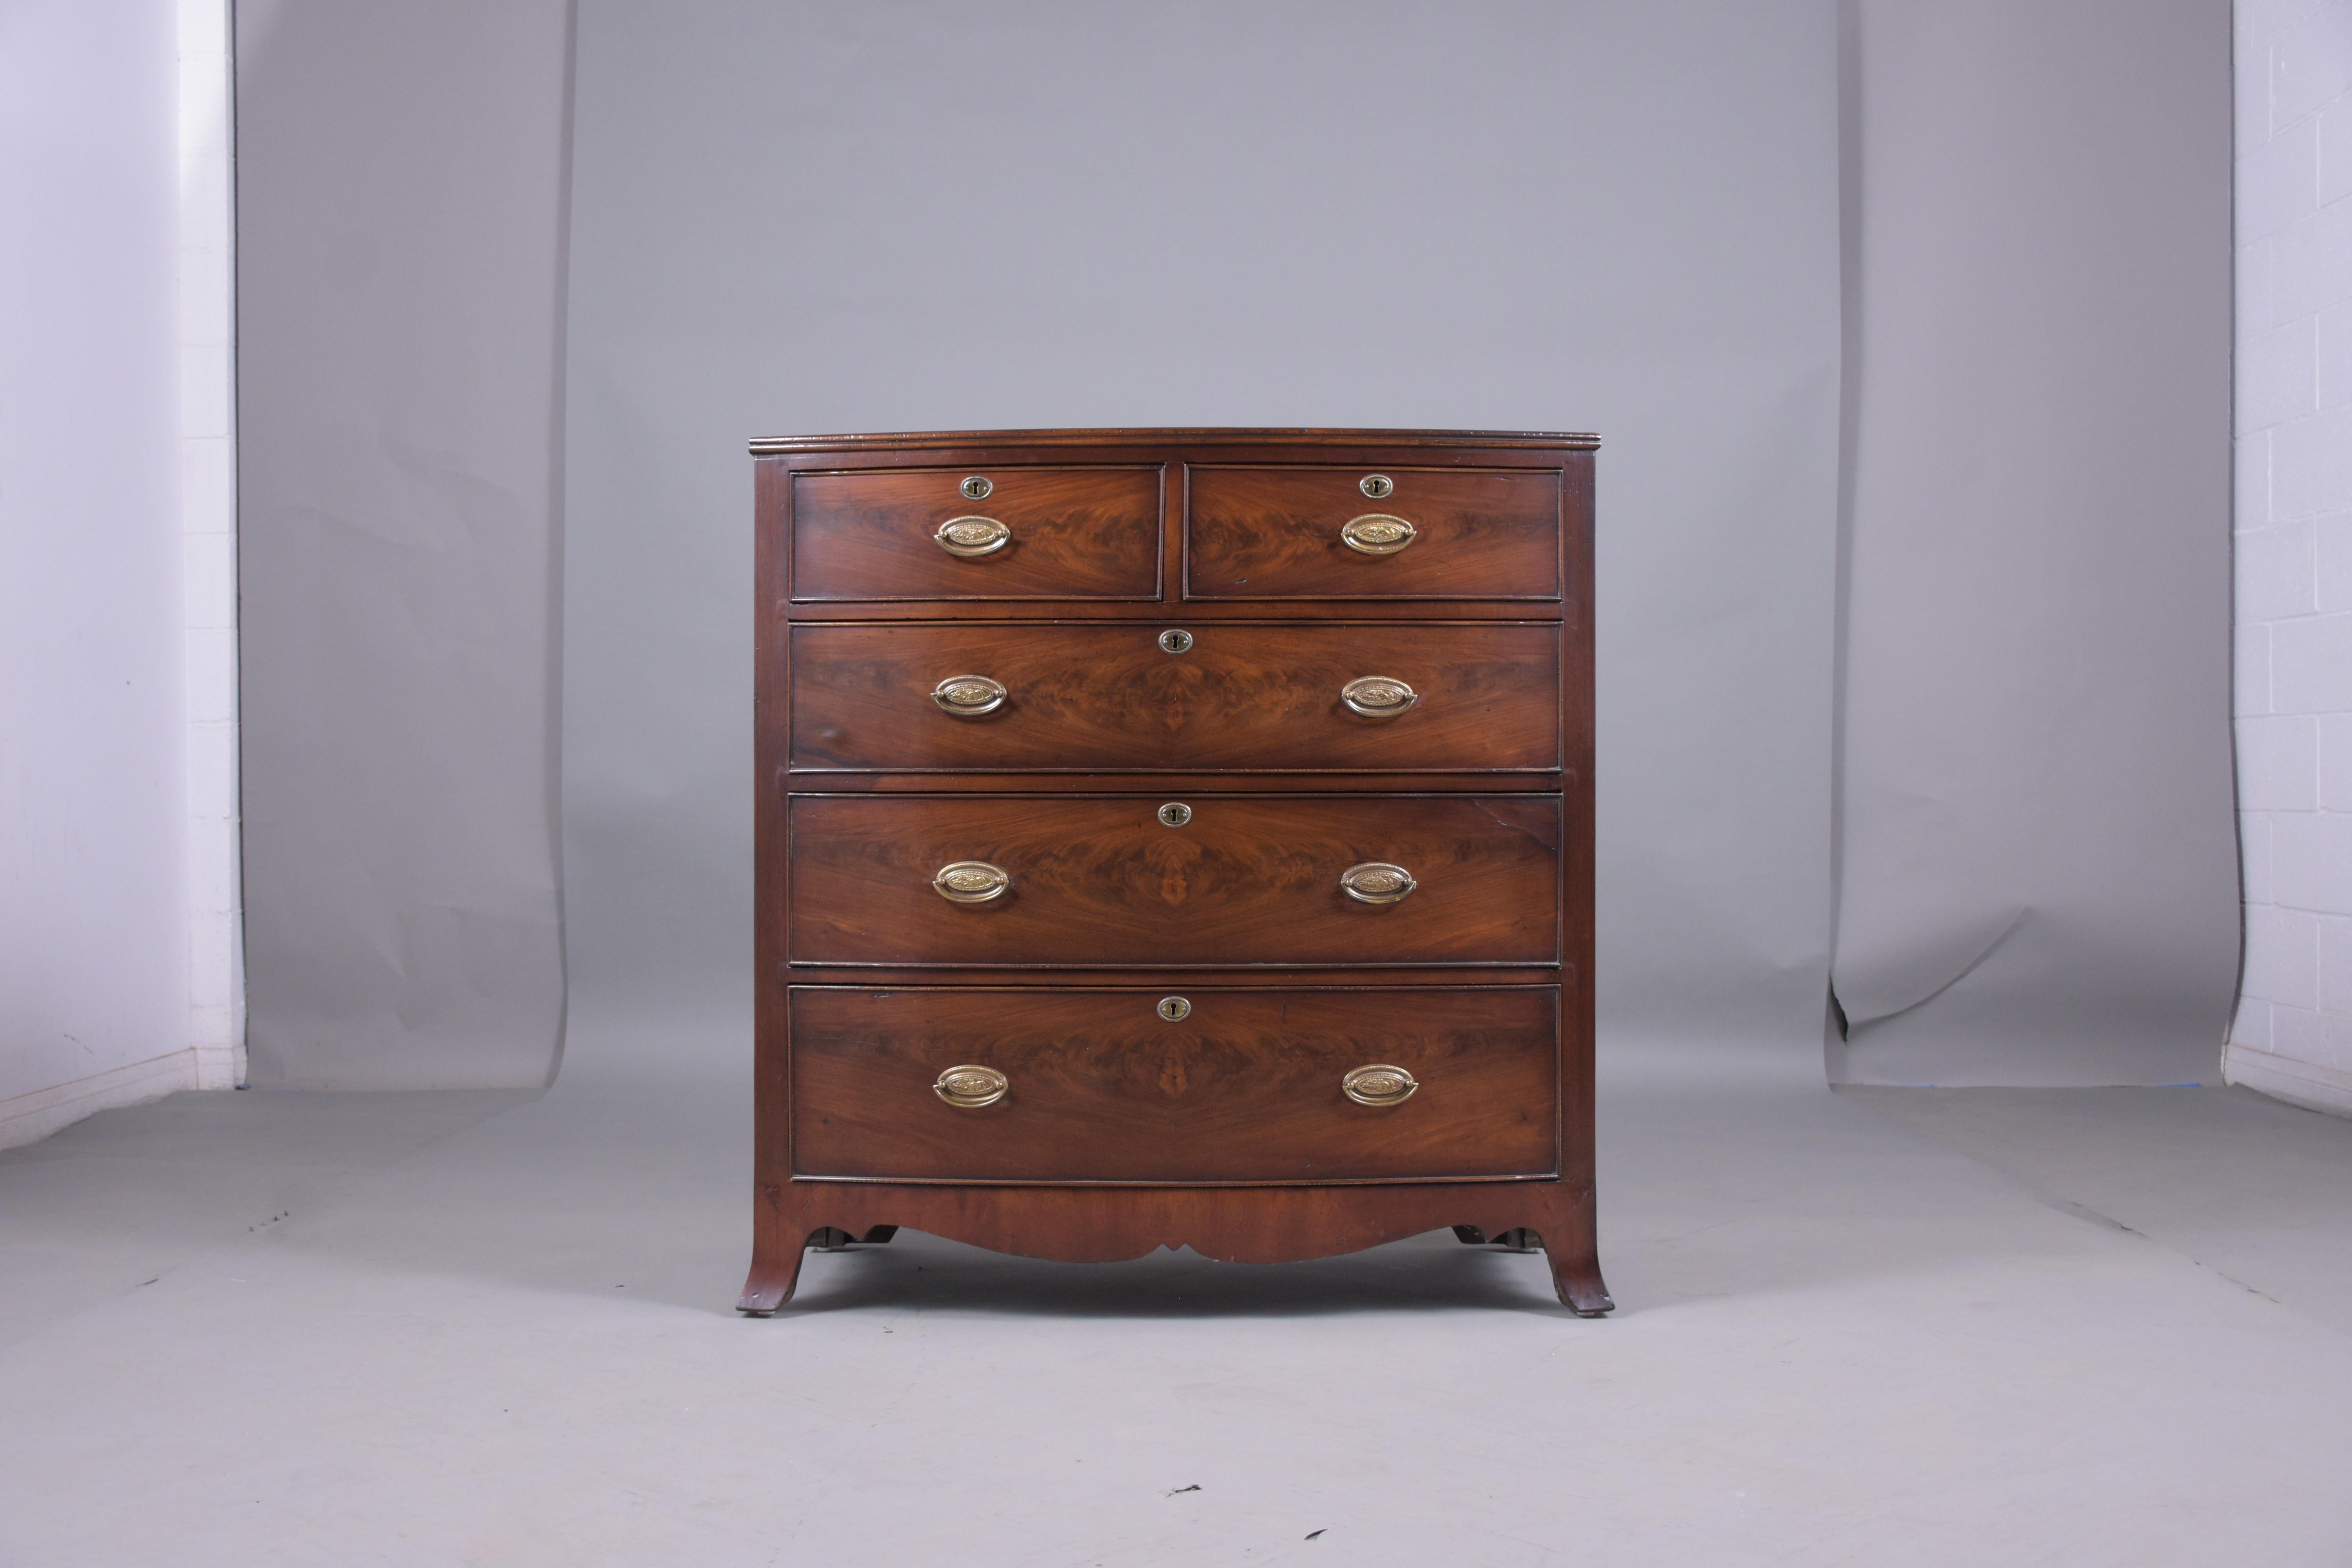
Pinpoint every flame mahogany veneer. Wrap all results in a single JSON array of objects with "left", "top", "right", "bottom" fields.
[{"left": 742, "top": 429, "right": 1609, "bottom": 1316}]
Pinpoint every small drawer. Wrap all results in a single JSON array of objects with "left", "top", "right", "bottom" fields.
[
  {"left": 1185, "top": 465, "right": 1563, "bottom": 600},
  {"left": 787, "top": 794, "right": 1561, "bottom": 967},
  {"left": 788, "top": 621, "right": 1561, "bottom": 773},
  {"left": 790, "top": 985, "right": 1559, "bottom": 1182},
  {"left": 791, "top": 465, "right": 1162, "bottom": 601}
]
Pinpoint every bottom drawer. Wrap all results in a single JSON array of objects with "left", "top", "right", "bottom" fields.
[{"left": 790, "top": 986, "right": 1559, "bottom": 1183}]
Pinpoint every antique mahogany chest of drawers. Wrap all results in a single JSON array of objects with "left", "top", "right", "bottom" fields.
[{"left": 739, "top": 428, "right": 1610, "bottom": 1316}]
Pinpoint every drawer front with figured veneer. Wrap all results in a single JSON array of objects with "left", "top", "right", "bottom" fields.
[
  {"left": 787, "top": 794, "right": 1561, "bottom": 967},
  {"left": 790, "top": 985, "right": 1560, "bottom": 1182},
  {"left": 788, "top": 621, "right": 1562, "bottom": 773},
  {"left": 791, "top": 465, "right": 1163, "bottom": 601},
  {"left": 1185, "top": 465, "right": 1563, "bottom": 600}
]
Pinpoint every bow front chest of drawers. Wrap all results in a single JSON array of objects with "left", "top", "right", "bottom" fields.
[{"left": 740, "top": 428, "right": 1611, "bottom": 1316}]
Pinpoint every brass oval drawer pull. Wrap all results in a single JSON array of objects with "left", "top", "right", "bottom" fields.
[
  {"left": 1341, "top": 1064, "right": 1418, "bottom": 1107},
  {"left": 935, "top": 1064, "right": 1009, "bottom": 1108},
  {"left": 931, "top": 674, "right": 1007, "bottom": 715},
  {"left": 933, "top": 860, "right": 1011, "bottom": 903},
  {"left": 935, "top": 515, "right": 1011, "bottom": 557},
  {"left": 1340, "top": 513, "right": 1417, "bottom": 555},
  {"left": 1340, "top": 862, "right": 1417, "bottom": 904},
  {"left": 1340, "top": 676, "right": 1417, "bottom": 718}
]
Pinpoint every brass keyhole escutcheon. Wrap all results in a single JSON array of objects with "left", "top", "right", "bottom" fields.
[
  {"left": 1157, "top": 996, "right": 1191, "bottom": 1022},
  {"left": 1157, "top": 802, "right": 1192, "bottom": 827},
  {"left": 1158, "top": 629, "right": 1193, "bottom": 654},
  {"left": 959, "top": 475, "right": 993, "bottom": 500},
  {"left": 1359, "top": 474, "right": 1394, "bottom": 499}
]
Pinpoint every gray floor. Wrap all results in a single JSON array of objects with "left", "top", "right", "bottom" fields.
[{"left": 3, "top": 1031, "right": 2350, "bottom": 1565}]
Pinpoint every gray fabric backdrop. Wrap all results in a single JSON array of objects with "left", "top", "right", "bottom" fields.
[
  {"left": 237, "top": 0, "right": 572, "bottom": 1088},
  {"left": 1829, "top": 0, "right": 2238, "bottom": 1085},
  {"left": 559, "top": 0, "right": 1843, "bottom": 1073},
  {"left": 234, "top": 0, "right": 2238, "bottom": 1092}
]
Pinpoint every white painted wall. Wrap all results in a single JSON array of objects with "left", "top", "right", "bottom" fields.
[
  {"left": 2229, "top": 0, "right": 2352, "bottom": 1115},
  {"left": 0, "top": 0, "right": 242, "bottom": 1149}
]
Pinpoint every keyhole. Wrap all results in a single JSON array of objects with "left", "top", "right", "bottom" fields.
[
  {"left": 960, "top": 475, "right": 992, "bottom": 500},
  {"left": 1158, "top": 996, "right": 1191, "bottom": 1021}
]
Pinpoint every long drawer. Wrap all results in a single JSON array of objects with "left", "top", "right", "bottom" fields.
[
  {"left": 789, "top": 986, "right": 1560, "bottom": 1182},
  {"left": 1185, "top": 465, "right": 1563, "bottom": 600},
  {"left": 791, "top": 465, "right": 1163, "bottom": 601},
  {"left": 786, "top": 794, "right": 1561, "bottom": 966},
  {"left": 788, "top": 622, "right": 1561, "bottom": 772}
]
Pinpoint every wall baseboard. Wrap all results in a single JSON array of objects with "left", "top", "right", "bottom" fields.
[
  {"left": 2224, "top": 1042, "right": 2352, "bottom": 1120},
  {"left": 0, "top": 1050, "right": 199, "bottom": 1153}
]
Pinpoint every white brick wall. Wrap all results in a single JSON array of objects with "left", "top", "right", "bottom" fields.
[
  {"left": 2229, "top": 0, "right": 2352, "bottom": 1114},
  {"left": 178, "top": 0, "right": 243, "bottom": 1089}
]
